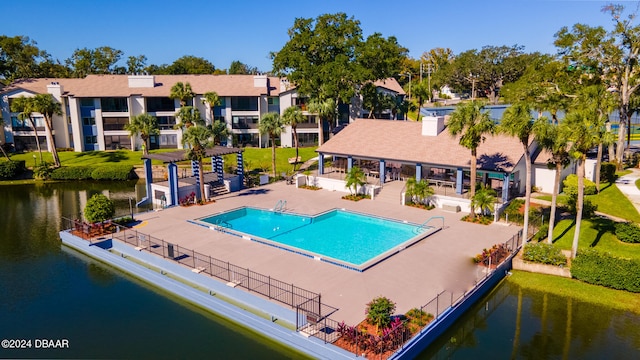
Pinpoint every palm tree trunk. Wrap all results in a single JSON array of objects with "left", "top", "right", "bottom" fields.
[
  {"left": 29, "top": 117, "right": 44, "bottom": 164},
  {"left": 271, "top": 135, "right": 277, "bottom": 178},
  {"left": 293, "top": 126, "right": 299, "bottom": 172},
  {"left": 0, "top": 142, "right": 9, "bottom": 160},
  {"left": 547, "top": 163, "right": 561, "bottom": 243},
  {"left": 571, "top": 157, "right": 585, "bottom": 259},
  {"left": 43, "top": 115, "right": 60, "bottom": 167},
  {"left": 523, "top": 145, "right": 531, "bottom": 241},
  {"left": 470, "top": 149, "right": 477, "bottom": 220},
  {"left": 318, "top": 118, "right": 325, "bottom": 146},
  {"left": 595, "top": 143, "right": 603, "bottom": 192}
]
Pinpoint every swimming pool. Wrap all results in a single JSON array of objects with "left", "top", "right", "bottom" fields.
[{"left": 197, "top": 207, "right": 439, "bottom": 271}]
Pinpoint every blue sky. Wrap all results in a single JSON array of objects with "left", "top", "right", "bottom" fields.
[{"left": 1, "top": 0, "right": 620, "bottom": 72}]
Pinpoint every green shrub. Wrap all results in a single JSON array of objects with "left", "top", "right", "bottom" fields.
[
  {"left": 502, "top": 199, "right": 525, "bottom": 223},
  {"left": 532, "top": 224, "right": 549, "bottom": 242},
  {"left": 33, "top": 161, "right": 53, "bottom": 180},
  {"left": 614, "top": 222, "right": 640, "bottom": 244},
  {"left": 366, "top": 296, "right": 396, "bottom": 332},
  {"left": 0, "top": 160, "right": 26, "bottom": 179},
  {"left": 51, "top": 166, "right": 95, "bottom": 180},
  {"left": 84, "top": 194, "right": 115, "bottom": 223},
  {"left": 566, "top": 194, "right": 597, "bottom": 217},
  {"left": 523, "top": 242, "right": 567, "bottom": 266},
  {"left": 563, "top": 174, "right": 597, "bottom": 196},
  {"left": 91, "top": 165, "right": 133, "bottom": 181},
  {"left": 600, "top": 162, "right": 617, "bottom": 183},
  {"left": 571, "top": 249, "right": 640, "bottom": 293}
]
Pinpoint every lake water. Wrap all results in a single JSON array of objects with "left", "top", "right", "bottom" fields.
[{"left": 1, "top": 181, "right": 638, "bottom": 359}]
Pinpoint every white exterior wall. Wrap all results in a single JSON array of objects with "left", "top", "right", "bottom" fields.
[
  {"left": 67, "top": 98, "right": 84, "bottom": 152},
  {"left": 585, "top": 159, "right": 598, "bottom": 182},
  {"left": 532, "top": 160, "right": 575, "bottom": 194},
  {"left": 46, "top": 84, "right": 70, "bottom": 150}
]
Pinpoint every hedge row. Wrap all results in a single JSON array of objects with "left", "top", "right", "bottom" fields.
[
  {"left": 571, "top": 249, "right": 640, "bottom": 293},
  {"left": 523, "top": 242, "right": 567, "bottom": 266},
  {"left": 0, "top": 160, "right": 26, "bottom": 179},
  {"left": 51, "top": 165, "right": 133, "bottom": 181},
  {"left": 614, "top": 222, "right": 640, "bottom": 244}
]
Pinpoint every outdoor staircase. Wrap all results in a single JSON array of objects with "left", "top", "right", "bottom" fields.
[
  {"left": 208, "top": 182, "right": 229, "bottom": 198},
  {"left": 373, "top": 180, "right": 405, "bottom": 205}
]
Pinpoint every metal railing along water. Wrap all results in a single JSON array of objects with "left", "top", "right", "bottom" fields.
[{"left": 61, "top": 217, "right": 331, "bottom": 315}]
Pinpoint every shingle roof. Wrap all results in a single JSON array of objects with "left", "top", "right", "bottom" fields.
[
  {"left": 316, "top": 119, "right": 526, "bottom": 173},
  {"left": 3, "top": 75, "right": 281, "bottom": 98},
  {"left": 373, "top": 78, "right": 405, "bottom": 94}
]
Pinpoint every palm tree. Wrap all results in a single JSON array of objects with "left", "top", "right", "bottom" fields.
[
  {"left": 345, "top": 166, "right": 366, "bottom": 195},
  {"left": 499, "top": 103, "right": 535, "bottom": 239},
  {"left": 170, "top": 82, "right": 195, "bottom": 107},
  {"left": 124, "top": 113, "right": 159, "bottom": 156},
  {"left": 533, "top": 119, "right": 570, "bottom": 243},
  {"left": 174, "top": 106, "right": 204, "bottom": 130},
  {"left": 258, "top": 112, "right": 283, "bottom": 178},
  {"left": 201, "top": 91, "right": 221, "bottom": 124},
  {"left": 471, "top": 185, "right": 497, "bottom": 217},
  {"left": 412, "top": 80, "right": 431, "bottom": 120},
  {"left": 308, "top": 98, "right": 336, "bottom": 146},
  {"left": 31, "top": 94, "right": 62, "bottom": 167},
  {"left": 10, "top": 96, "right": 44, "bottom": 164},
  {"left": 405, "top": 177, "right": 434, "bottom": 205},
  {"left": 208, "top": 120, "right": 230, "bottom": 146},
  {"left": 447, "top": 100, "right": 494, "bottom": 219},
  {"left": 281, "top": 106, "right": 305, "bottom": 171},
  {"left": 562, "top": 110, "right": 600, "bottom": 259},
  {"left": 182, "top": 126, "right": 213, "bottom": 203}
]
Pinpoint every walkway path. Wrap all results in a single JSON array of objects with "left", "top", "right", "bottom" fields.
[{"left": 614, "top": 167, "right": 640, "bottom": 217}]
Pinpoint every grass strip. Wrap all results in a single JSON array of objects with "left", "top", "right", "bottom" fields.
[{"left": 507, "top": 270, "right": 640, "bottom": 314}]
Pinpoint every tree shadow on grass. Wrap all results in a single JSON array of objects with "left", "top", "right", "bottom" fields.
[
  {"left": 588, "top": 217, "right": 616, "bottom": 248},
  {"left": 552, "top": 220, "right": 575, "bottom": 244}
]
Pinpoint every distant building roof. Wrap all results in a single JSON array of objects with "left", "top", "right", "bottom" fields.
[
  {"left": 2, "top": 74, "right": 281, "bottom": 98},
  {"left": 316, "top": 119, "right": 526, "bottom": 173},
  {"left": 373, "top": 78, "right": 405, "bottom": 95}
]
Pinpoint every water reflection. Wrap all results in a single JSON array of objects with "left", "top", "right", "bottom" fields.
[{"left": 419, "top": 280, "right": 640, "bottom": 359}]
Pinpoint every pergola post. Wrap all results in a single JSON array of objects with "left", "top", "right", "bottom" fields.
[
  {"left": 379, "top": 159, "right": 386, "bottom": 184},
  {"left": 139, "top": 158, "right": 153, "bottom": 206},
  {"left": 502, "top": 173, "right": 509, "bottom": 202},
  {"left": 211, "top": 156, "right": 217, "bottom": 173},
  {"left": 217, "top": 157, "right": 224, "bottom": 183},
  {"left": 236, "top": 151, "right": 244, "bottom": 187},
  {"left": 168, "top": 163, "right": 179, "bottom": 206},
  {"left": 456, "top": 168, "right": 463, "bottom": 195},
  {"left": 416, "top": 163, "right": 422, "bottom": 182},
  {"left": 347, "top": 156, "right": 353, "bottom": 173},
  {"left": 318, "top": 153, "right": 324, "bottom": 175},
  {"left": 191, "top": 160, "right": 201, "bottom": 200}
]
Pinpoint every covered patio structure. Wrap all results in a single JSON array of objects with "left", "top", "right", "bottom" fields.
[
  {"left": 138, "top": 146, "right": 244, "bottom": 208},
  {"left": 315, "top": 117, "right": 531, "bottom": 205}
]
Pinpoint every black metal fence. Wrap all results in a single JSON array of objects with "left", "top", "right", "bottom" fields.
[{"left": 61, "top": 217, "right": 334, "bottom": 315}]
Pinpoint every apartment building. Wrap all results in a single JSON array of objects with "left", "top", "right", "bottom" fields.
[{"left": 0, "top": 74, "right": 405, "bottom": 153}]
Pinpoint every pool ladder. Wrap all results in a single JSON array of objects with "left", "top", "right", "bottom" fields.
[
  {"left": 274, "top": 200, "right": 287, "bottom": 212},
  {"left": 414, "top": 216, "right": 444, "bottom": 234}
]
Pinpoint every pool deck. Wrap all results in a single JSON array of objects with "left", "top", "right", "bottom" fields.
[{"left": 133, "top": 180, "right": 520, "bottom": 325}]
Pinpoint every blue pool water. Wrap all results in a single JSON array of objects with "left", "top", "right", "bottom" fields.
[{"left": 200, "top": 208, "right": 422, "bottom": 267}]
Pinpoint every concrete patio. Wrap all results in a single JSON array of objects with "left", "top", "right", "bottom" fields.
[{"left": 132, "top": 180, "right": 520, "bottom": 325}]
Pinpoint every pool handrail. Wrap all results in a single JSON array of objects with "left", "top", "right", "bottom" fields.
[
  {"left": 274, "top": 199, "right": 287, "bottom": 212},
  {"left": 415, "top": 216, "right": 444, "bottom": 233}
]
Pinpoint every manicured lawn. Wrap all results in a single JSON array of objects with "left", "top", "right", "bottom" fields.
[
  {"left": 636, "top": 178, "right": 640, "bottom": 190},
  {"left": 223, "top": 147, "right": 318, "bottom": 175},
  {"left": 507, "top": 270, "right": 640, "bottom": 314},
  {"left": 535, "top": 181, "right": 640, "bottom": 222},
  {"left": 550, "top": 217, "right": 640, "bottom": 260},
  {"left": 7, "top": 149, "right": 174, "bottom": 167}
]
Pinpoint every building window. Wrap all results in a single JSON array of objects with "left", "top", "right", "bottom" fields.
[
  {"left": 84, "top": 136, "right": 97, "bottom": 145},
  {"left": 231, "top": 97, "right": 258, "bottom": 111},
  {"left": 82, "top": 117, "right": 96, "bottom": 126},
  {"left": 103, "top": 117, "right": 129, "bottom": 131},
  {"left": 296, "top": 133, "right": 318, "bottom": 146},
  {"left": 79, "top": 98, "right": 95, "bottom": 107},
  {"left": 235, "top": 133, "right": 259, "bottom": 147},
  {"left": 146, "top": 97, "right": 175, "bottom": 112},
  {"left": 100, "top": 97, "right": 128, "bottom": 112},
  {"left": 104, "top": 135, "right": 131, "bottom": 150},
  {"left": 293, "top": 97, "right": 308, "bottom": 111},
  {"left": 231, "top": 116, "right": 259, "bottom": 129},
  {"left": 159, "top": 134, "right": 177, "bottom": 148},
  {"left": 157, "top": 116, "right": 176, "bottom": 130}
]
